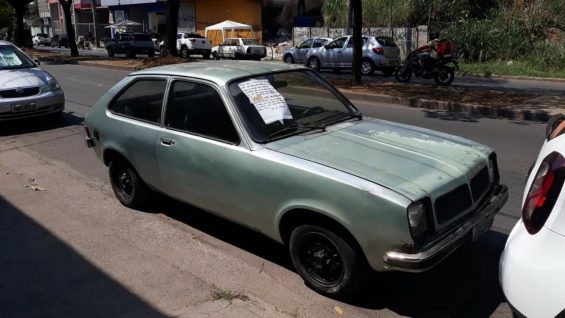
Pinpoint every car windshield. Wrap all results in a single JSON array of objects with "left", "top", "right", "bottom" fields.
[
  {"left": 0, "top": 45, "right": 35, "bottom": 70},
  {"left": 228, "top": 70, "right": 360, "bottom": 143},
  {"left": 242, "top": 38, "right": 259, "bottom": 45}
]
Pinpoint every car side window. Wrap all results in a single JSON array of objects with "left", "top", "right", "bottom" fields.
[
  {"left": 327, "top": 37, "right": 346, "bottom": 49},
  {"left": 177, "top": 34, "right": 182, "bottom": 39},
  {"left": 313, "top": 39, "right": 327, "bottom": 48},
  {"left": 109, "top": 78, "right": 167, "bottom": 124},
  {"left": 299, "top": 39, "right": 312, "bottom": 49},
  {"left": 346, "top": 37, "right": 368, "bottom": 48},
  {"left": 165, "top": 81, "right": 239, "bottom": 144}
]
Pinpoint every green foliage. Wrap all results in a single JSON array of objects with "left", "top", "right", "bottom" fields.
[{"left": 0, "top": 0, "right": 14, "bottom": 29}]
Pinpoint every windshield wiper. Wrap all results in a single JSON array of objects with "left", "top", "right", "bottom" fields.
[{"left": 263, "top": 122, "right": 327, "bottom": 143}]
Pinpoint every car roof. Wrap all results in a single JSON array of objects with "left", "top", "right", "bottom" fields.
[
  {"left": 131, "top": 60, "right": 305, "bottom": 85},
  {"left": 0, "top": 40, "right": 13, "bottom": 46}
]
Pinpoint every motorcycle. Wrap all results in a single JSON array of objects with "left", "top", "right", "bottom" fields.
[{"left": 395, "top": 51, "right": 459, "bottom": 86}]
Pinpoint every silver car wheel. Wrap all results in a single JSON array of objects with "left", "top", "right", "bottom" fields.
[{"left": 361, "top": 60, "right": 373, "bottom": 76}]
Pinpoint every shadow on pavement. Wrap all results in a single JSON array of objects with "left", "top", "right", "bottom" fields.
[
  {"left": 0, "top": 195, "right": 166, "bottom": 318},
  {"left": 143, "top": 194, "right": 508, "bottom": 317},
  {"left": 0, "top": 111, "right": 84, "bottom": 136}
]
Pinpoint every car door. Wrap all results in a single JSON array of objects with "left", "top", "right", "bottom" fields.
[
  {"left": 156, "top": 78, "right": 254, "bottom": 222},
  {"left": 296, "top": 39, "right": 312, "bottom": 63},
  {"left": 322, "top": 37, "right": 347, "bottom": 67},
  {"left": 341, "top": 36, "right": 366, "bottom": 67},
  {"left": 106, "top": 76, "right": 169, "bottom": 189}
]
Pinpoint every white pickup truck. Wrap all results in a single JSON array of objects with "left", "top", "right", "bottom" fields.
[
  {"left": 160, "top": 32, "right": 212, "bottom": 59},
  {"left": 211, "top": 38, "right": 267, "bottom": 61}
]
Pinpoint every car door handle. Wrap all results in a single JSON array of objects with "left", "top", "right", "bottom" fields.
[{"left": 160, "top": 137, "right": 175, "bottom": 146}]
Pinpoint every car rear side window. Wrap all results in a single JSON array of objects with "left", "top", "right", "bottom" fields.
[
  {"left": 313, "top": 39, "right": 327, "bottom": 48},
  {"left": 375, "top": 37, "right": 397, "bottom": 47},
  {"left": 109, "top": 78, "right": 167, "bottom": 124},
  {"left": 165, "top": 81, "right": 239, "bottom": 144}
]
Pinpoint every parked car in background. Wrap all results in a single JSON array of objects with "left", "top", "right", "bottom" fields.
[
  {"left": 0, "top": 41, "right": 64, "bottom": 121},
  {"left": 283, "top": 37, "right": 332, "bottom": 64},
  {"left": 106, "top": 33, "right": 155, "bottom": 58},
  {"left": 211, "top": 38, "right": 266, "bottom": 60},
  {"left": 166, "top": 32, "right": 212, "bottom": 59},
  {"left": 85, "top": 61, "right": 507, "bottom": 298},
  {"left": 305, "top": 35, "right": 400, "bottom": 76},
  {"left": 50, "top": 34, "right": 69, "bottom": 48},
  {"left": 150, "top": 33, "right": 162, "bottom": 52},
  {"left": 33, "top": 33, "right": 51, "bottom": 46},
  {"left": 500, "top": 115, "right": 565, "bottom": 318}
]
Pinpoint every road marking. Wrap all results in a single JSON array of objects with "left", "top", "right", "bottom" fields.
[{"left": 64, "top": 77, "right": 107, "bottom": 87}]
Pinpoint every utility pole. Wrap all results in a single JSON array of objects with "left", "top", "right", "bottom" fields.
[
  {"left": 351, "top": 0, "right": 362, "bottom": 84},
  {"left": 90, "top": 0, "right": 99, "bottom": 47}
]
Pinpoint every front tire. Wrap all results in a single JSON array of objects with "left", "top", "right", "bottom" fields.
[
  {"left": 307, "top": 57, "right": 321, "bottom": 72},
  {"left": 109, "top": 159, "right": 150, "bottom": 209},
  {"left": 395, "top": 64, "right": 412, "bottom": 83},
  {"left": 181, "top": 46, "right": 189, "bottom": 58},
  {"left": 289, "top": 225, "right": 368, "bottom": 298},
  {"left": 284, "top": 54, "right": 294, "bottom": 64},
  {"left": 107, "top": 47, "right": 114, "bottom": 57}
]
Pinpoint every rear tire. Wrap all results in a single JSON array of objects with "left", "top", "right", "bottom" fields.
[
  {"left": 181, "top": 46, "right": 189, "bottom": 58},
  {"left": 289, "top": 224, "right": 368, "bottom": 298},
  {"left": 284, "top": 54, "right": 294, "bottom": 64},
  {"left": 109, "top": 159, "right": 150, "bottom": 209},
  {"left": 434, "top": 67, "right": 455, "bottom": 86},
  {"left": 307, "top": 57, "right": 321, "bottom": 72},
  {"left": 361, "top": 58, "right": 375, "bottom": 76}
]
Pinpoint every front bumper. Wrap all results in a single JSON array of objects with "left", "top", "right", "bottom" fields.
[
  {"left": 0, "top": 89, "right": 65, "bottom": 121},
  {"left": 383, "top": 184, "right": 508, "bottom": 272}
]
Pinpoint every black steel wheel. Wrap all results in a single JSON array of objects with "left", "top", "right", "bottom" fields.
[
  {"left": 395, "top": 64, "right": 412, "bottom": 82},
  {"left": 307, "top": 57, "right": 320, "bottom": 72},
  {"left": 434, "top": 67, "right": 455, "bottom": 86},
  {"left": 109, "top": 159, "right": 149, "bottom": 208},
  {"left": 361, "top": 58, "right": 375, "bottom": 76},
  {"left": 289, "top": 225, "right": 368, "bottom": 298}
]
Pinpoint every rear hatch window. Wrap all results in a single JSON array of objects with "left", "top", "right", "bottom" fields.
[{"left": 375, "top": 37, "right": 397, "bottom": 47}]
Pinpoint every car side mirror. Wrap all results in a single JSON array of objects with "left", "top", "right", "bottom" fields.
[{"left": 33, "top": 58, "right": 40, "bottom": 66}]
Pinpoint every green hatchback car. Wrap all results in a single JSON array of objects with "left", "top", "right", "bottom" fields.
[{"left": 85, "top": 61, "right": 508, "bottom": 297}]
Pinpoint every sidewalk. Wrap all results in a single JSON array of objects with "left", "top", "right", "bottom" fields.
[{"left": 26, "top": 48, "right": 565, "bottom": 122}]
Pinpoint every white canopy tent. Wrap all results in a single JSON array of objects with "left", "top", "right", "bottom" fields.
[{"left": 204, "top": 20, "right": 255, "bottom": 44}]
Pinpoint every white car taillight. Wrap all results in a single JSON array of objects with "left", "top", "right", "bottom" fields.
[{"left": 522, "top": 152, "right": 565, "bottom": 234}]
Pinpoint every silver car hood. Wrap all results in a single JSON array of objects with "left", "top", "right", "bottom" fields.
[{"left": 0, "top": 68, "right": 52, "bottom": 90}]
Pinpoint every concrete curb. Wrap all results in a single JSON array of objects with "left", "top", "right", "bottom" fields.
[
  {"left": 460, "top": 73, "right": 565, "bottom": 83},
  {"left": 77, "top": 60, "right": 139, "bottom": 71},
  {"left": 340, "top": 89, "right": 553, "bottom": 122}
]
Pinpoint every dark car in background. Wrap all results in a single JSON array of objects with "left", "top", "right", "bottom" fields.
[
  {"left": 106, "top": 33, "right": 155, "bottom": 58},
  {"left": 50, "top": 34, "right": 69, "bottom": 48}
]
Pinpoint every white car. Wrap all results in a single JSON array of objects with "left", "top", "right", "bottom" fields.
[
  {"left": 32, "top": 33, "right": 51, "bottom": 46},
  {"left": 211, "top": 38, "right": 266, "bottom": 61},
  {"left": 500, "top": 115, "right": 565, "bottom": 318}
]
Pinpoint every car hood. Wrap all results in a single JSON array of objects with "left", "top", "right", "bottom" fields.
[
  {"left": 0, "top": 68, "right": 51, "bottom": 89},
  {"left": 266, "top": 119, "right": 491, "bottom": 200}
]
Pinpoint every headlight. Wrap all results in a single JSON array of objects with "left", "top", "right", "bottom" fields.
[
  {"left": 40, "top": 79, "right": 60, "bottom": 94},
  {"left": 407, "top": 201, "right": 429, "bottom": 237}
]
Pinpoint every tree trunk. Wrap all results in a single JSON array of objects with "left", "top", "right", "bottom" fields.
[
  {"left": 166, "top": 0, "right": 180, "bottom": 56},
  {"left": 14, "top": 6, "right": 25, "bottom": 47},
  {"left": 351, "top": 0, "right": 362, "bottom": 85},
  {"left": 59, "top": 0, "right": 79, "bottom": 56}
]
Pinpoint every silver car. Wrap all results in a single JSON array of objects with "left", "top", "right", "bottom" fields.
[
  {"left": 0, "top": 41, "right": 65, "bottom": 121},
  {"left": 306, "top": 35, "right": 400, "bottom": 76},
  {"left": 283, "top": 37, "right": 333, "bottom": 64}
]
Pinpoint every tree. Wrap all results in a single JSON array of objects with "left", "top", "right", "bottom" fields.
[
  {"left": 351, "top": 0, "right": 362, "bottom": 84},
  {"left": 58, "top": 0, "right": 79, "bottom": 56},
  {"left": 166, "top": 0, "right": 180, "bottom": 56},
  {"left": 0, "top": 0, "right": 14, "bottom": 31},
  {"left": 7, "top": 0, "right": 33, "bottom": 46}
]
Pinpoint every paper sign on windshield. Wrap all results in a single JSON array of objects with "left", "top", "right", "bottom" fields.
[
  {"left": 0, "top": 48, "right": 22, "bottom": 67},
  {"left": 238, "top": 79, "right": 292, "bottom": 125}
]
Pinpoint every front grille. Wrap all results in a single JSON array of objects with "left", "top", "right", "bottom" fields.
[
  {"left": 0, "top": 107, "right": 50, "bottom": 120},
  {"left": 471, "top": 167, "right": 490, "bottom": 201},
  {"left": 435, "top": 184, "right": 473, "bottom": 224},
  {"left": 0, "top": 87, "right": 40, "bottom": 98}
]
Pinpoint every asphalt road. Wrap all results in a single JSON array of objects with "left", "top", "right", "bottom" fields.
[{"left": 1, "top": 62, "right": 549, "bottom": 317}]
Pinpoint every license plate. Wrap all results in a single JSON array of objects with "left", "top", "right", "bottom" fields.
[
  {"left": 472, "top": 215, "right": 494, "bottom": 241},
  {"left": 12, "top": 103, "right": 37, "bottom": 112}
]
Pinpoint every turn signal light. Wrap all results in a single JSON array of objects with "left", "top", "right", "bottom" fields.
[{"left": 522, "top": 152, "right": 565, "bottom": 234}]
